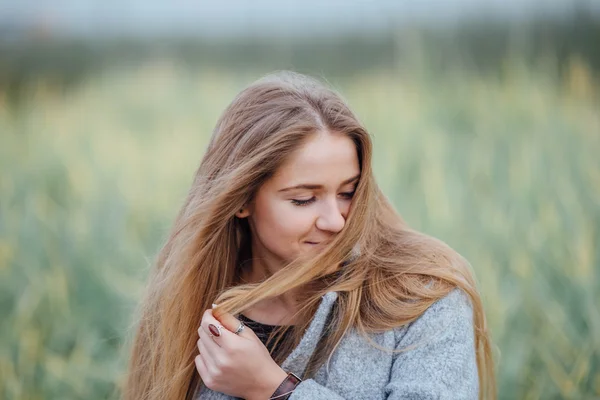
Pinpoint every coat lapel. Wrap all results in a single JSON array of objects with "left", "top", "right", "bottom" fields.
[{"left": 281, "top": 291, "right": 338, "bottom": 376}]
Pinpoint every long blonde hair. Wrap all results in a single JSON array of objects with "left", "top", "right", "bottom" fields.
[{"left": 123, "top": 71, "right": 496, "bottom": 400}]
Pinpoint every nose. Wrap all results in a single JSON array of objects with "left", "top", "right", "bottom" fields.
[{"left": 315, "top": 198, "right": 346, "bottom": 234}]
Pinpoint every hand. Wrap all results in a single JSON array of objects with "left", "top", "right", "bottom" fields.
[{"left": 195, "top": 308, "right": 288, "bottom": 400}]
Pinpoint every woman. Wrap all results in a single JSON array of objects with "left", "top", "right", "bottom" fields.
[{"left": 124, "top": 71, "right": 496, "bottom": 400}]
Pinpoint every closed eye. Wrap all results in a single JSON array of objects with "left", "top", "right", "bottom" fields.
[
  {"left": 291, "top": 197, "right": 316, "bottom": 206},
  {"left": 291, "top": 191, "right": 355, "bottom": 206}
]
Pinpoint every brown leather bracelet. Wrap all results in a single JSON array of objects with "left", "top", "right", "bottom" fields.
[{"left": 268, "top": 372, "right": 302, "bottom": 400}]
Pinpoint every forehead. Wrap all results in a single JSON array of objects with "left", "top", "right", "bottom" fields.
[{"left": 270, "top": 132, "right": 360, "bottom": 186}]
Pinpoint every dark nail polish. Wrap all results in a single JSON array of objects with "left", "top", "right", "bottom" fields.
[{"left": 208, "top": 324, "right": 221, "bottom": 337}]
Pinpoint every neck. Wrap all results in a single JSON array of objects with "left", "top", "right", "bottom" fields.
[
  {"left": 240, "top": 240, "right": 310, "bottom": 317},
  {"left": 241, "top": 258, "right": 301, "bottom": 312}
]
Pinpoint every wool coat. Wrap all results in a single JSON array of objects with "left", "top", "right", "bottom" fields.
[{"left": 195, "top": 288, "right": 479, "bottom": 399}]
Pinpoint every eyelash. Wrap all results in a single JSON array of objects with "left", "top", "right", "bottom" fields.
[{"left": 291, "top": 191, "right": 355, "bottom": 207}]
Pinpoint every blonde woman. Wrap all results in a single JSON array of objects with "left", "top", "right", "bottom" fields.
[{"left": 123, "top": 71, "right": 496, "bottom": 400}]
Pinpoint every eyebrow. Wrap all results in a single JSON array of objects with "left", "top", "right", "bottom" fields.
[{"left": 278, "top": 174, "right": 360, "bottom": 193}]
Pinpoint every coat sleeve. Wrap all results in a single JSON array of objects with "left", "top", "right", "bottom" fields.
[{"left": 289, "top": 288, "right": 479, "bottom": 399}]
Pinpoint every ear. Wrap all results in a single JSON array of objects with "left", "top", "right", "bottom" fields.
[{"left": 235, "top": 206, "right": 250, "bottom": 219}]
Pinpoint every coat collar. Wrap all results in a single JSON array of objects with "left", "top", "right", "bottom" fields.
[{"left": 281, "top": 291, "right": 338, "bottom": 376}]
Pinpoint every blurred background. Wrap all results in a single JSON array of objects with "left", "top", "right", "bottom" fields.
[{"left": 1, "top": 0, "right": 599, "bottom": 399}]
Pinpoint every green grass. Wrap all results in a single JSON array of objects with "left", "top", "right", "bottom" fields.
[{"left": 1, "top": 58, "right": 599, "bottom": 399}]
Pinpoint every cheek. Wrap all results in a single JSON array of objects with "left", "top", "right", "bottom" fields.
[
  {"left": 339, "top": 198, "right": 352, "bottom": 217},
  {"left": 254, "top": 201, "right": 314, "bottom": 245}
]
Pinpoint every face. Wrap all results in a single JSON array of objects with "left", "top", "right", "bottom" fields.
[{"left": 238, "top": 131, "right": 360, "bottom": 270}]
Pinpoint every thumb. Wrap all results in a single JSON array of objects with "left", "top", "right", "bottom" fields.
[{"left": 212, "top": 304, "right": 256, "bottom": 340}]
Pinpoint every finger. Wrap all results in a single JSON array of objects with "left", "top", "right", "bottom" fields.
[
  {"left": 196, "top": 335, "right": 214, "bottom": 357},
  {"left": 194, "top": 354, "right": 207, "bottom": 377},
  {"left": 201, "top": 309, "right": 242, "bottom": 347},
  {"left": 200, "top": 310, "right": 227, "bottom": 346},
  {"left": 198, "top": 325, "right": 222, "bottom": 359},
  {"left": 212, "top": 308, "right": 254, "bottom": 340}
]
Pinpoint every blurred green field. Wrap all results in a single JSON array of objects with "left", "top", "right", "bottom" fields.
[{"left": 1, "top": 58, "right": 599, "bottom": 399}]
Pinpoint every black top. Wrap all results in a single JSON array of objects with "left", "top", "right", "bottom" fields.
[{"left": 238, "top": 314, "right": 292, "bottom": 356}]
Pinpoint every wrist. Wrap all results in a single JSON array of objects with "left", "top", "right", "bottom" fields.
[{"left": 247, "top": 366, "right": 288, "bottom": 400}]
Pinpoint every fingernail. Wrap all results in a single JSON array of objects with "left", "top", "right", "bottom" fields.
[
  {"left": 208, "top": 324, "right": 221, "bottom": 337},
  {"left": 212, "top": 303, "right": 218, "bottom": 309}
]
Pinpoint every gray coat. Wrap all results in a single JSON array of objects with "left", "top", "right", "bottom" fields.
[{"left": 196, "top": 288, "right": 479, "bottom": 399}]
